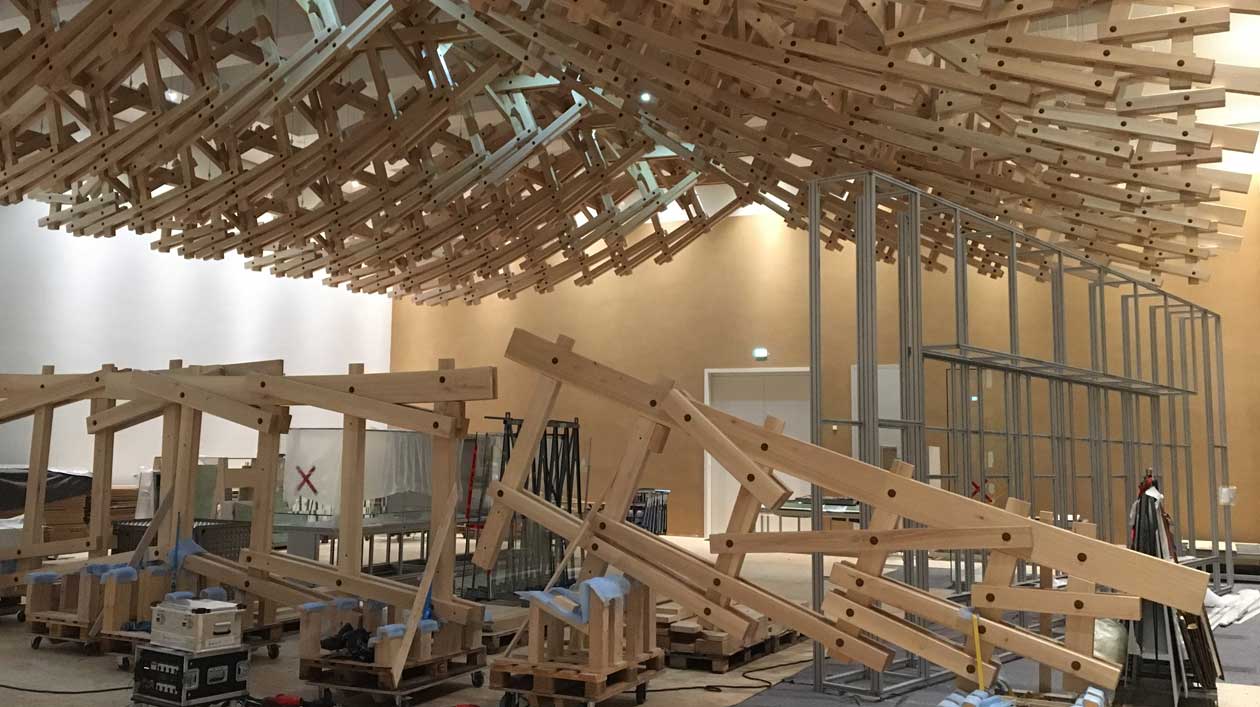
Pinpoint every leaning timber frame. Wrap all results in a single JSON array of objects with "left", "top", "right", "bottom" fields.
[
  {"left": 805, "top": 171, "right": 1232, "bottom": 698},
  {"left": 0, "top": 0, "right": 1257, "bottom": 297},
  {"left": 0, "top": 357, "right": 498, "bottom": 680},
  {"left": 476, "top": 327, "right": 1212, "bottom": 699}
]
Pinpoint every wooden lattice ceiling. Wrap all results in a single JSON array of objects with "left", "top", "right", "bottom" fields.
[{"left": 1, "top": 0, "right": 1256, "bottom": 303}]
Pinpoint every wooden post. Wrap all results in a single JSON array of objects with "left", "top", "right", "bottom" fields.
[
  {"left": 88, "top": 364, "right": 117, "bottom": 558},
  {"left": 338, "top": 363, "right": 366, "bottom": 575},
  {"left": 1062, "top": 521, "right": 1098, "bottom": 693},
  {"left": 21, "top": 364, "right": 55, "bottom": 572},
  {"left": 1038, "top": 510, "right": 1055, "bottom": 692},
  {"left": 249, "top": 423, "right": 284, "bottom": 626}
]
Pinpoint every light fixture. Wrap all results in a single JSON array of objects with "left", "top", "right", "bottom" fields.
[
  {"left": 164, "top": 88, "right": 182, "bottom": 104},
  {"left": 752, "top": 346, "right": 769, "bottom": 361},
  {"left": 639, "top": 92, "right": 652, "bottom": 103},
  {"left": 969, "top": 394, "right": 979, "bottom": 402},
  {"left": 347, "top": 179, "right": 363, "bottom": 190}
]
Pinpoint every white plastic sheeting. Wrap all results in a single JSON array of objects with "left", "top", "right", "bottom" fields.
[
  {"left": 283, "top": 428, "right": 431, "bottom": 512},
  {"left": 1205, "top": 588, "right": 1260, "bottom": 629}
]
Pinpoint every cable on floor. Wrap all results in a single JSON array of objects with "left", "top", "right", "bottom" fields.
[
  {"left": 0, "top": 682, "right": 132, "bottom": 694},
  {"left": 644, "top": 657, "right": 812, "bottom": 693}
]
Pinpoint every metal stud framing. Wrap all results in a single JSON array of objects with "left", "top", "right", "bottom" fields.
[{"left": 808, "top": 170, "right": 1232, "bottom": 700}]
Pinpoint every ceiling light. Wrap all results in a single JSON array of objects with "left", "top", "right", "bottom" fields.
[
  {"left": 752, "top": 347, "right": 769, "bottom": 361},
  {"left": 347, "top": 180, "right": 362, "bottom": 190},
  {"left": 164, "top": 89, "right": 182, "bottom": 104},
  {"left": 639, "top": 92, "right": 652, "bottom": 103}
]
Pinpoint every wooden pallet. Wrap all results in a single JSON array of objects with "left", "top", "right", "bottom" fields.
[
  {"left": 28, "top": 612, "right": 139, "bottom": 655},
  {"left": 490, "top": 649, "right": 664, "bottom": 703},
  {"left": 666, "top": 629, "right": 805, "bottom": 674},
  {"left": 300, "top": 645, "right": 487, "bottom": 691}
]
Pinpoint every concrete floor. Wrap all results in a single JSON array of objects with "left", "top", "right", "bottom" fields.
[
  {"left": 0, "top": 612, "right": 811, "bottom": 706},
  {"left": 0, "top": 534, "right": 821, "bottom": 707}
]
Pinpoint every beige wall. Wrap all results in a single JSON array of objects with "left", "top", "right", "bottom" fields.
[{"left": 392, "top": 187, "right": 1259, "bottom": 541}]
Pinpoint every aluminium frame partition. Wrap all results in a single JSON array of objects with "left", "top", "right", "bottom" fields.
[{"left": 806, "top": 171, "right": 1232, "bottom": 699}]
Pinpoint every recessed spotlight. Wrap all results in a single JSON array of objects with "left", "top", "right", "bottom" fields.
[
  {"left": 752, "top": 347, "right": 769, "bottom": 361},
  {"left": 639, "top": 92, "right": 653, "bottom": 103}
]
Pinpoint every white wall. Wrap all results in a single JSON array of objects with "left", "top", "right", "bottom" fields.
[{"left": 0, "top": 200, "right": 392, "bottom": 485}]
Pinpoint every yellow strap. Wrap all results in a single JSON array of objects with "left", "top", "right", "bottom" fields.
[{"left": 971, "top": 610, "right": 985, "bottom": 688}]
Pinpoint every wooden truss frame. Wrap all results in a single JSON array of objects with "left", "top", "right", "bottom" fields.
[
  {"left": 477, "top": 328, "right": 1211, "bottom": 690},
  {"left": 0, "top": 0, "right": 1257, "bottom": 299},
  {"left": 0, "top": 357, "right": 498, "bottom": 685}
]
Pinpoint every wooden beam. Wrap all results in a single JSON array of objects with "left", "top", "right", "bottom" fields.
[{"left": 711, "top": 526, "right": 1033, "bottom": 555}]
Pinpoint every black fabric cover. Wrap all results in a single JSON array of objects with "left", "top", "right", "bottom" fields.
[{"left": 0, "top": 468, "right": 92, "bottom": 514}]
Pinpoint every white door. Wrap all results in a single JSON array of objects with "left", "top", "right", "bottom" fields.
[{"left": 705, "top": 370, "right": 811, "bottom": 536}]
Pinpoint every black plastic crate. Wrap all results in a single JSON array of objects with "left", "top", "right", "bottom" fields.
[{"left": 113, "top": 518, "right": 250, "bottom": 560}]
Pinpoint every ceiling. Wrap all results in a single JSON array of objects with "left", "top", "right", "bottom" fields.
[{"left": 0, "top": 0, "right": 1257, "bottom": 304}]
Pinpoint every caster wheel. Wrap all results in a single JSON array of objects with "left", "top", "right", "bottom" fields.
[
  {"left": 635, "top": 683, "right": 647, "bottom": 704},
  {"left": 116, "top": 655, "right": 132, "bottom": 671},
  {"left": 267, "top": 643, "right": 280, "bottom": 659},
  {"left": 30, "top": 636, "right": 41, "bottom": 650},
  {"left": 471, "top": 670, "right": 485, "bottom": 688},
  {"left": 16, "top": 610, "right": 25, "bottom": 623}
]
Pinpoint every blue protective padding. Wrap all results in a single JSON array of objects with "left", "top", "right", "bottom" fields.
[
  {"left": 936, "top": 694, "right": 965, "bottom": 707},
  {"left": 143, "top": 563, "right": 170, "bottom": 576},
  {"left": 164, "top": 591, "right": 195, "bottom": 602},
  {"left": 101, "top": 566, "right": 138, "bottom": 584},
  {"left": 85, "top": 563, "right": 111, "bottom": 577},
  {"left": 166, "top": 538, "right": 206, "bottom": 574},
  {"left": 958, "top": 606, "right": 975, "bottom": 621},
  {"left": 299, "top": 602, "right": 328, "bottom": 613},
  {"left": 977, "top": 696, "right": 1013, "bottom": 707},
  {"left": 200, "top": 587, "right": 227, "bottom": 601},
  {"left": 26, "top": 571, "right": 59, "bottom": 585},
  {"left": 333, "top": 597, "right": 360, "bottom": 610},
  {"left": 517, "top": 575, "right": 631, "bottom": 626},
  {"left": 377, "top": 619, "right": 440, "bottom": 640}
]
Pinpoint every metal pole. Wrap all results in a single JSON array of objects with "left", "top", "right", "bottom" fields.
[
  {"left": 1213, "top": 314, "right": 1234, "bottom": 588},
  {"left": 1200, "top": 310, "right": 1221, "bottom": 589},
  {"left": 856, "top": 172, "right": 881, "bottom": 691},
  {"left": 807, "top": 179, "right": 825, "bottom": 691}
]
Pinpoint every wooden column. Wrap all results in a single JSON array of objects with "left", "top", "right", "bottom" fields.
[
  {"left": 156, "top": 359, "right": 184, "bottom": 556},
  {"left": 249, "top": 426, "right": 284, "bottom": 625},
  {"left": 171, "top": 406, "right": 204, "bottom": 542},
  {"left": 431, "top": 358, "right": 462, "bottom": 603},
  {"left": 88, "top": 364, "right": 117, "bottom": 557},
  {"left": 20, "top": 364, "right": 55, "bottom": 571},
  {"left": 338, "top": 363, "right": 366, "bottom": 575},
  {"left": 1062, "top": 521, "right": 1098, "bottom": 693}
]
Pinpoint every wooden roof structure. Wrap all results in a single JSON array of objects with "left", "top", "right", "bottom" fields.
[{"left": 1, "top": 0, "right": 1256, "bottom": 301}]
